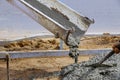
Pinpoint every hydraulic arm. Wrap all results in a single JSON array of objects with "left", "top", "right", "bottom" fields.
[{"left": 7, "top": 0, "right": 94, "bottom": 63}]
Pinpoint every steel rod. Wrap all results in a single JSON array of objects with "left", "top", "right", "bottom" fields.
[{"left": 6, "top": 54, "right": 10, "bottom": 80}]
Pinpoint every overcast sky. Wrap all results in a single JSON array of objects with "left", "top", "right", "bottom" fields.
[
  {"left": 60, "top": 0, "right": 120, "bottom": 34},
  {"left": 0, "top": 0, "right": 120, "bottom": 36}
]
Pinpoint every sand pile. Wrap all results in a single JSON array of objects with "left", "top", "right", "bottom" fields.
[
  {"left": 0, "top": 34, "right": 120, "bottom": 51},
  {"left": 93, "top": 35, "right": 120, "bottom": 45},
  {"left": 79, "top": 35, "right": 120, "bottom": 49},
  {"left": 61, "top": 53, "right": 120, "bottom": 80},
  {"left": 2, "top": 38, "right": 60, "bottom": 51}
]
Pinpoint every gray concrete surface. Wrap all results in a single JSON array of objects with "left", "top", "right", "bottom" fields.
[{"left": 61, "top": 52, "right": 120, "bottom": 80}]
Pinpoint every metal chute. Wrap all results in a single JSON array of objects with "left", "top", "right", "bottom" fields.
[{"left": 7, "top": 0, "right": 94, "bottom": 62}]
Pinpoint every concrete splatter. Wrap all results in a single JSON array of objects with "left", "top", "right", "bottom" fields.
[{"left": 61, "top": 53, "right": 120, "bottom": 80}]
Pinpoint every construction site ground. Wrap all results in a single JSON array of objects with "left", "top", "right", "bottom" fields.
[{"left": 0, "top": 34, "right": 120, "bottom": 80}]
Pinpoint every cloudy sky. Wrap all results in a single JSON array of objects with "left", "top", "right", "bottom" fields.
[
  {"left": 0, "top": 0, "right": 120, "bottom": 37},
  {"left": 60, "top": 0, "right": 120, "bottom": 34}
]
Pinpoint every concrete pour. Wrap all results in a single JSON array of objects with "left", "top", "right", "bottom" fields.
[{"left": 61, "top": 53, "right": 120, "bottom": 80}]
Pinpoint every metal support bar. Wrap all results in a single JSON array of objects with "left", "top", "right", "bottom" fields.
[
  {"left": 74, "top": 55, "right": 78, "bottom": 63},
  {"left": 6, "top": 54, "right": 10, "bottom": 80},
  {"left": 0, "top": 49, "right": 112, "bottom": 59},
  {"left": 59, "top": 39, "right": 63, "bottom": 50}
]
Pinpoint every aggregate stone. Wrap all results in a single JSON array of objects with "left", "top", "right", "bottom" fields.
[{"left": 61, "top": 53, "right": 120, "bottom": 80}]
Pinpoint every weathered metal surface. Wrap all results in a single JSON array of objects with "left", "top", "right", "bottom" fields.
[
  {"left": 0, "top": 52, "right": 7, "bottom": 58},
  {"left": 7, "top": 0, "right": 65, "bottom": 41},
  {"left": 9, "top": 50, "right": 68, "bottom": 59},
  {"left": 7, "top": 0, "right": 94, "bottom": 62},
  {"left": 84, "top": 64, "right": 114, "bottom": 68},
  {"left": 79, "top": 49, "right": 112, "bottom": 55},
  {"left": 7, "top": 0, "right": 93, "bottom": 42},
  {"left": 0, "top": 49, "right": 111, "bottom": 59},
  {"left": 6, "top": 54, "right": 10, "bottom": 80}
]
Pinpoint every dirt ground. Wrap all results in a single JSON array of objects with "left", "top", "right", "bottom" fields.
[
  {"left": 0, "top": 56, "right": 93, "bottom": 80},
  {"left": 1, "top": 34, "right": 120, "bottom": 51},
  {"left": 0, "top": 34, "right": 120, "bottom": 80}
]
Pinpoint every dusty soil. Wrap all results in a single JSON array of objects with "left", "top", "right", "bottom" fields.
[
  {"left": 1, "top": 34, "right": 120, "bottom": 51},
  {"left": 0, "top": 56, "right": 93, "bottom": 80},
  {"left": 0, "top": 34, "right": 120, "bottom": 80}
]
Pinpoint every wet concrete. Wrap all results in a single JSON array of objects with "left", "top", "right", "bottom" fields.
[
  {"left": 24, "top": 0, "right": 85, "bottom": 38},
  {"left": 61, "top": 53, "right": 120, "bottom": 80}
]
